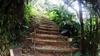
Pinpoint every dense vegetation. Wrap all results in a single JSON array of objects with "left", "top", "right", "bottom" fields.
[
  {"left": 0, "top": 0, "right": 30, "bottom": 56},
  {"left": 0, "top": 0, "right": 99, "bottom": 56},
  {"left": 47, "top": 5, "right": 80, "bottom": 38}
]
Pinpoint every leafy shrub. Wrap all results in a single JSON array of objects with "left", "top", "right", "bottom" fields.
[{"left": 47, "top": 5, "right": 80, "bottom": 37}]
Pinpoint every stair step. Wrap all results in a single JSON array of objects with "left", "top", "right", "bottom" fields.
[
  {"left": 35, "top": 44, "right": 68, "bottom": 49},
  {"left": 40, "top": 20, "right": 54, "bottom": 24},
  {"left": 34, "top": 40, "right": 68, "bottom": 48},
  {"left": 32, "top": 46, "right": 78, "bottom": 53},
  {"left": 26, "top": 34, "right": 68, "bottom": 42},
  {"left": 10, "top": 47, "right": 78, "bottom": 56},
  {"left": 39, "top": 25, "right": 58, "bottom": 28},
  {"left": 26, "top": 35, "right": 59, "bottom": 40},
  {"left": 36, "top": 30, "right": 60, "bottom": 34},
  {"left": 35, "top": 52, "right": 71, "bottom": 56},
  {"left": 36, "top": 34, "right": 60, "bottom": 40},
  {"left": 36, "top": 31, "right": 59, "bottom": 35},
  {"left": 38, "top": 27, "right": 59, "bottom": 31},
  {"left": 34, "top": 41, "right": 68, "bottom": 46},
  {"left": 40, "top": 22, "right": 55, "bottom": 25},
  {"left": 34, "top": 38, "right": 67, "bottom": 43},
  {"left": 35, "top": 33, "right": 68, "bottom": 40},
  {"left": 36, "top": 33, "right": 60, "bottom": 38},
  {"left": 33, "top": 52, "right": 57, "bottom": 56},
  {"left": 33, "top": 40, "right": 68, "bottom": 47}
]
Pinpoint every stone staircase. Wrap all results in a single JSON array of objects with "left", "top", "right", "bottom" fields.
[{"left": 10, "top": 19, "right": 78, "bottom": 56}]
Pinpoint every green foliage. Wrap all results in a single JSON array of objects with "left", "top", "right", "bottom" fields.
[
  {"left": 47, "top": 6, "right": 75, "bottom": 27},
  {"left": 84, "top": 16, "right": 96, "bottom": 32},
  {"left": 24, "top": 3, "right": 36, "bottom": 24},
  {"left": 84, "top": 16, "right": 97, "bottom": 41},
  {"left": 47, "top": 5, "right": 80, "bottom": 36},
  {"left": 83, "top": 15, "right": 99, "bottom": 56},
  {"left": 24, "top": 3, "right": 31, "bottom": 24}
]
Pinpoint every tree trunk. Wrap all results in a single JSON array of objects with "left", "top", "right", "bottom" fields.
[
  {"left": 78, "top": 0, "right": 85, "bottom": 56},
  {"left": 0, "top": 0, "right": 24, "bottom": 56}
]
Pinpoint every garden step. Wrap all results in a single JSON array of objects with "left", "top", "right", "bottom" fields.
[
  {"left": 39, "top": 25, "right": 58, "bottom": 28},
  {"left": 35, "top": 33, "right": 68, "bottom": 40},
  {"left": 10, "top": 47, "right": 77, "bottom": 56},
  {"left": 34, "top": 35, "right": 61, "bottom": 40},
  {"left": 36, "top": 29, "right": 59, "bottom": 34},
  {"left": 36, "top": 33, "right": 60, "bottom": 38},
  {"left": 40, "top": 20, "right": 54, "bottom": 23},
  {"left": 33, "top": 37, "right": 67, "bottom": 43},
  {"left": 26, "top": 36, "right": 60, "bottom": 41},
  {"left": 34, "top": 52, "right": 71, "bottom": 56},
  {"left": 33, "top": 38, "right": 66, "bottom": 43},
  {"left": 38, "top": 26, "right": 59, "bottom": 31},
  {"left": 34, "top": 40, "right": 69, "bottom": 48},
  {"left": 33, "top": 39, "right": 68, "bottom": 47},
  {"left": 40, "top": 22, "right": 55, "bottom": 25},
  {"left": 26, "top": 35, "right": 68, "bottom": 42},
  {"left": 25, "top": 38, "right": 69, "bottom": 46},
  {"left": 31, "top": 46, "right": 79, "bottom": 53}
]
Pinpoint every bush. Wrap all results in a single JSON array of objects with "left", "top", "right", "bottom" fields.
[{"left": 47, "top": 5, "right": 80, "bottom": 37}]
